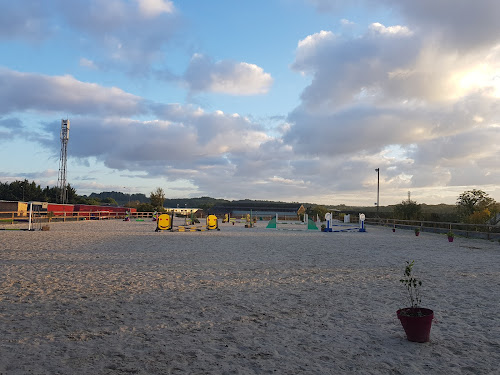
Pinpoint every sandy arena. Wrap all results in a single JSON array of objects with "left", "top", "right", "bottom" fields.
[{"left": 1, "top": 219, "right": 499, "bottom": 374}]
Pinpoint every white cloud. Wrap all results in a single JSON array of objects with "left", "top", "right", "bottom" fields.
[
  {"left": 340, "top": 19, "right": 355, "bottom": 26},
  {"left": 79, "top": 57, "right": 98, "bottom": 69},
  {"left": 297, "top": 30, "right": 334, "bottom": 49},
  {"left": 369, "top": 22, "right": 413, "bottom": 36},
  {"left": 291, "top": 25, "right": 418, "bottom": 111},
  {"left": 286, "top": 13, "right": 500, "bottom": 201},
  {"left": 184, "top": 54, "right": 274, "bottom": 95},
  {"left": 136, "top": 0, "right": 174, "bottom": 18}
]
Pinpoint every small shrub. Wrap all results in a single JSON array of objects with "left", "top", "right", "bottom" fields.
[{"left": 400, "top": 260, "right": 422, "bottom": 309}]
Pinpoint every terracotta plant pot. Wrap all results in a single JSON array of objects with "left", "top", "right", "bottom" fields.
[
  {"left": 397, "top": 308, "right": 434, "bottom": 343},
  {"left": 448, "top": 236, "right": 454, "bottom": 242},
  {"left": 415, "top": 232, "right": 420, "bottom": 236},
  {"left": 392, "top": 228, "right": 396, "bottom": 232}
]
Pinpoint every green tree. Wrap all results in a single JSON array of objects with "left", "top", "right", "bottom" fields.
[
  {"left": 66, "top": 184, "right": 77, "bottom": 204},
  {"left": 0, "top": 179, "right": 77, "bottom": 204},
  {"left": 307, "top": 205, "right": 329, "bottom": 221},
  {"left": 137, "top": 203, "right": 155, "bottom": 212},
  {"left": 393, "top": 200, "right": 422, "bottom": 220},
  {"left": 150, "top": 187, "right": 165, "bottom": 209},
  {"left": 456, "top": 189, "right": 495, "bottom": 223},
  {"left": 102, "top": 197, "right": 118, "bottom": 206},
  {"left": 125, "top": 200, "right": 141, "bottom": 209},
  {"left": 199, "top": 202, "right": 214, "bottom": 213}
]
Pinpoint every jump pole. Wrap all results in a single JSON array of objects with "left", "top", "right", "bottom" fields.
[
  {"left": 359, "top": 213, "right": 366, "bottom": 232},
  {"left": 28, "top": 202, "right": 33, "bottom": 231}
]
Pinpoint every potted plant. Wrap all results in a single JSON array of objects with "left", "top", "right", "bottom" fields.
[
  {"left": 397, "top": 260, "right": 434, "bottom": 342},
  {"left": 414, "top": 228, "right": 420, "bottom": 236},
  {"left": 447, "top": 231, "right": 454, "bottom": 242},
  {"left": 321, "top": 224, "right": 326, "bottom": 232}
]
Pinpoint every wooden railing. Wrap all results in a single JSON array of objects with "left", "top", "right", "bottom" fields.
[
  {"left": 0, "top": 211, "right": 18, "bottom": 224},
  {"left": 364, "top": 217, "right": 500, "bottom": 241},
  {"left": 0, "top": 210, "right": 162, "bottom": 224},
  {"left": 3, "top": 210, "right": 499, "bottom": 240}
]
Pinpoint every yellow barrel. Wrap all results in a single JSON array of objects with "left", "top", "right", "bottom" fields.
[
  {"left": 157, "top": 214, "right": 172, "bottom": 231},
  {"left": 207, "top": 215, "right": 218, "bottom": 230}
]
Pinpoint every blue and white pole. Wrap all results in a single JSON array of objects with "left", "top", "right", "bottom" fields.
[
  {"left": 324, "top": 212, "right": 333, "bottom": 232},
  {"left": 359, "top": 213, "right": 366, "bottom": 232}
]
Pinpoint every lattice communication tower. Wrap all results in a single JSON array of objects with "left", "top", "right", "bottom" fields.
[{"left": 57, "top": 119, "right": 70, "bottom": 204}]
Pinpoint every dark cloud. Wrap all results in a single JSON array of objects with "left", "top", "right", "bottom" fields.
[
  {"left": 55, "top": 0, "right": 182, "bottom": 73},
  {"left": 0, "top": 0, "right": 52, "bottom": 41},
  {"left": 309, "top": 0, "right": 500, "bottom": 50},
  {"left": 0, "top": 117, "right": 23, "bottom": 129},
  {"left": 0, "top": 0, "right": 182, "bottom": 74},
  {"left": 0, "top": 68, "right": 147, "bottom": 116},
  {"left": 388, "top": 0, "right": 500, "bottom": 51}
]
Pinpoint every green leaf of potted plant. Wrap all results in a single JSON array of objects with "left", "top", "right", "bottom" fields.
[
  {"left": 447, "top": 231, "right": 454, "bottom": 242},
  {"left": 397, "top": 260, "right": 434, "bottom": 342},
  {"left": 414, "top": 227, "right": 420, "bottom": 236}
]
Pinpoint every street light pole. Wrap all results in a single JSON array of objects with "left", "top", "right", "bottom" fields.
[{"left": 375, "top": 168, "right": 380, "bottom": 216}]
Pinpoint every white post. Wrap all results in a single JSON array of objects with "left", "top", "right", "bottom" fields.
[{"left": 28, "top": 202, "right": 33, "bottom": 231}]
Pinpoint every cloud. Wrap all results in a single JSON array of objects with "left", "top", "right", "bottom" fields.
[
  {"left": 0, "top": 0, "right": 182, "bottom": 73},
  {"left": 387, "top": 0, "right": 500, "bottom": 51},
  {"left": 369, "top": 22, "right": 413, "bottom": 37},
  {"left": 291, "top": 25, "right": 422, "bottom": 111},
  {"left": 286, "top": 12, "right": 500, "bottom": 198},
  {"left": 340, "top": 19, "right": 355, "bottom": 26},
  {"left": 79, "top": 58, "right": 98, "bottom": 70},
  {"left": 0, "top": 117, "right": 23, "bottom": 130},
  {"left": 309, "top": 0, "right": 500, "bottom": 51},
  {"left": 60, "top": 0, "right": 180, "bottom": 72},
  {"left": 0, "top": 1, "right": 51, "bottom": 41},
  {"left": 38, "top": 105, "right": 273, "bottom": 181},
  {"left": 136, "top": 0, "right": 174, "bottom": 18},
  {"left": 184, "top": 54, "right": 274, "bottom": 95},
  {"left": 0, "top": 68, "right": 146, "bottom": 116}
]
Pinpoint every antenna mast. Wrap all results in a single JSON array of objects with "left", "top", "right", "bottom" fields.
[{"left": 57, "top": 119, "right": 70, "bottom": 204}]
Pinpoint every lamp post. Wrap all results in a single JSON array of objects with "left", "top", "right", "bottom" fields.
[{"left": 375, "top": 168, "right": 380, "bottom": 216}]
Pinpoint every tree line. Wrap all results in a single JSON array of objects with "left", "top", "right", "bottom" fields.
[
  {"left": 0, "top": 180, "right": 77, "bottom": 203},
  {"left": 2, "top": 180, "right": 498, "bottom": 224},
  {"left": 391, "top": 189, "right": 499, "bottom": 224}
]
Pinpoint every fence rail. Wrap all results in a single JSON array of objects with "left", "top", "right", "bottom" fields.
[
  {"left": 364, "top": 217, "right": 500, "bottom": 241},
  {"left": 2, "top": 210, "right": 499, "bottom": 241},
  {"left": 0, "top": 210, "right": 157, "bottom": 224}
]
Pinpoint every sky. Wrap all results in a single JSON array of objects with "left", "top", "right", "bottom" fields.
[{"left": 1, "top": 0, "right": 499, "bottom": 206}]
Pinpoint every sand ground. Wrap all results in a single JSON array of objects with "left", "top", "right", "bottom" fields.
[{"left": 0, "top": 219, "right": 499, "bottom": 374}]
